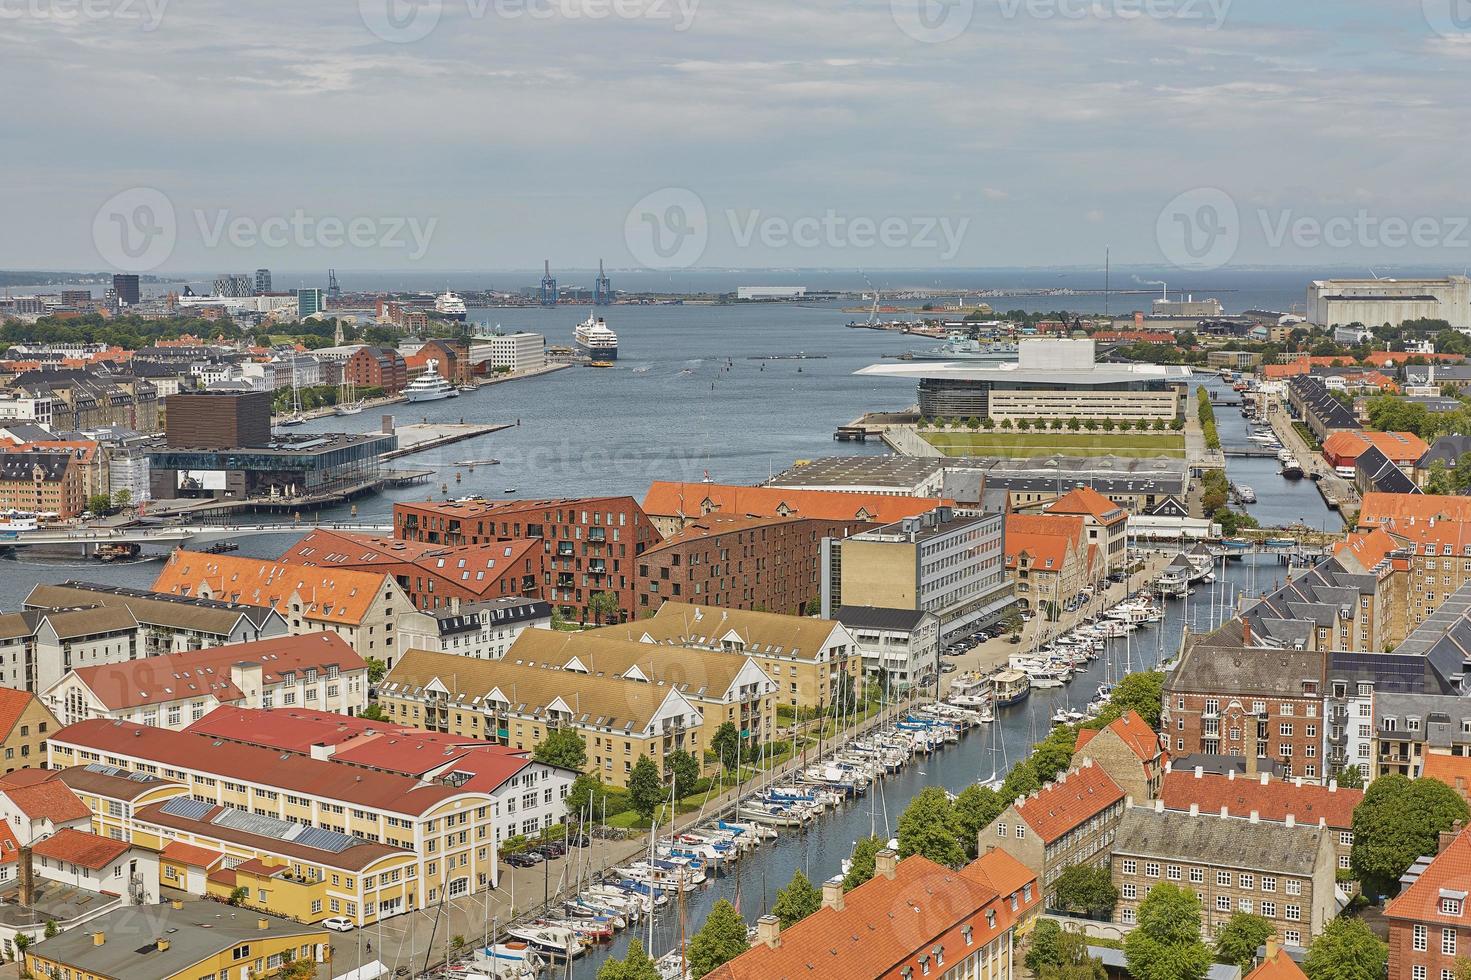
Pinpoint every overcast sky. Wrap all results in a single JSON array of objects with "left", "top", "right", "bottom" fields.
[{"left": 5, "top": 0, "right": 1469, "bottom": 274}]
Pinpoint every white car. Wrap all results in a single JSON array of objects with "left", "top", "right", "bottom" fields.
[{"left": 322, "top": 917, "right": 355, "bottom": 933}]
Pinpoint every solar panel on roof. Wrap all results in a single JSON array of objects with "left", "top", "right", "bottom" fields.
[
  {"left": 161, "top": 797, "right": 212, "bottom": 819},
  {"left": 215, "top": 807, "right": 293, "bottom": 838},
  {"left": 294, "top": 827, "right": 357, "bottom": 853}
]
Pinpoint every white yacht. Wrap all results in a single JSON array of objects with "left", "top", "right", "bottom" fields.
[
  {"left": 574, "top": 313, "right": 619, "bottom": 360},
  {"left": 434, "top": 290, "right": 467, "bottom": 321},
  {"left": 405, "top": 358, "right": 460, "bottom": 403}
]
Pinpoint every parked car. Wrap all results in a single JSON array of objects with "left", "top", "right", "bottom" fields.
[
  {"left": 506, "top": 852, "right": 543, "bottom": 868},
  {"left": 941, "top": 662, "right": 958, "bottom": 674},
  {"left": 537, "top": 842, "right": 567, "bottom": 858},
  {"left": 565, "top": 833, "right": 591, "bottom": 848},
  {"left": 322, "top": 917, "right": 355, "bottom": 933}
]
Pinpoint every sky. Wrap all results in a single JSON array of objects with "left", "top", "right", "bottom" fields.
[{"left": 4, "top": 0, "right": 1470, "bottom": 275}]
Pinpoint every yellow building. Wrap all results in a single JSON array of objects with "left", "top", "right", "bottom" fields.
[
  {"left": 26, "top": 899, "right": 328, "bottom": 980},
  {"left": 635, "top": 601, "right": 862, "bottom": 712},
  {"left": 381, "top": 649, "right": 705, "bottom": 787},
  {"left": 49, "top": 720, "right": 500, "bottom": 921},
  {"left": 0, "top": 687, "right": 60, "bottom": 776}
]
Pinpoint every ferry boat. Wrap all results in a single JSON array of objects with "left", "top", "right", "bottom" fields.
[
  {"left": 1280, "top": 456, "right": 1304, "bottom": 479},
  {"left": 435, "top": 290, "right": 468, "bottom": 321},
  {"left": 990, "top": 668, "right": 1031, "bottom": 707},
  {"left": 575, "top": 314, "right": 619, "bottom": 360},
  {"left": 0, "top": 511, "right": 38, "bottom": 533},
  {"left": 405, "top": 359, "right": 460, "bottom": 403}
]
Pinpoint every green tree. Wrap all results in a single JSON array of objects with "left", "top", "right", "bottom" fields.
[
  {"left": 627, "top": 755, "right": 664, "bottom": 822},
  {"left": 1025, "top": 919, "right": 1066, "bottom": 974},
  {"left": 597, "top": 938, "right": 661, "bottom": 980},
  {"left": 1052, "top": 863, "right": 1119, "bottom": 918},
  {"left": 565, "top": 773, "right": 608, "bottom": 817},
  {"left": 1040, "top": 933, "right": 1107, "bottom": 980},
  {"left": 1334, "top": 765, "right": 1364, "bottom": 789},
  {"left": 953, "top": 784, "right": 1004, "bottom": 858},
  {"left": 711, "top": 721, "right": 741, "bottom": 774},
  {"left": 1067, "top": 417, "right": 1082, "bottom": 431},
  {"left": 535, "top": 727, "right": 588, "bottom": 772},
  {"left": 1352, "top": 773, "right": 1470, "bottom": 897},
  {"left": 1302, "top": 918, "right": 1387, "bottom": 980},
  {"left": 111, "top": 488, "right": 133, "bottom": 511},
  {"left": 842, "top": 836, "right": 885, "bottom": 891},
  {"left": 897, "top": 786, "right": 966, "bottom": 867},
  {"left": 1122, "top": 883, "right": 1211, "bottom": 980},
  {"left": 687, "top": 899, "right": 749, "bottom": 978},
  {"left": 1107, "top": 671, "right": 1165, "bottom": 728},
  {"left": 359, "top": 704, "right": 387, "bottom": 722},
  {"left": 43, "top": 920, "right": 57, "bottom": 939},
  {"left": 665, "top": 749, "right": 701, "bottom": 799},
  {"left": 772, "top": 869, "right": 822, "bottom": 927},
  {"left": 364, "top": 657, "right": 388, "bottom": 683},
  {"left": 1213, "top": 913, "right": 1274, "bottom": 970},
  {"left": 588, "top": 591, "right": 620, "bottom": 625},
  {"left": 803, "top": 596, "right": 821, "bottom": 616},
  {"left": 86, "top": 493, "right": 113, "bottom": 516}
]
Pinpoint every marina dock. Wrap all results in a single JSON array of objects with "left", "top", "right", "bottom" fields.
[{"left": 381, "top": 422, "right": 513, "bottom": 461}]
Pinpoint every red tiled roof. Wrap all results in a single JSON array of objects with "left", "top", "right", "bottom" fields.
[
  {"left": 1075, "top": 711, "right": 1161, "bottom": 763},
  {"left": 1365, "top": 351, "right": 1467, "bottom": 367},
  {"left": 1013, "top": 761, "right": 1124, "bottom": 844},
  {"left": 160, "top": 840, "right": 224, "bottom": 868},
  {"left": 1387, "top": 826, "right": 1471, "bottom": 929},
  {"left": 1006, "top": 513, "right": 1085, "bottom": 542},
  {"left": 1159, "top": 769, "right": 1360, "bottom": 829},
  {"left": 1358, "top": 492, "right": 1471, "bottom": 530},
  {"left": 1, "top": 780, "right": 92, "bottom": 823},
  {"left": 1045, "top": 486, "right": 1129, "bottom": 525},
  {"left": 961, "top": 846, "right": 1037, "bottom": 901},
  {"left": 705, "top": 854, "right": 1029, "bottom": 980},
  {"left": 68, "top": 633, "right": 365, "bottom": 711},
  {"left": 642, "top": 482, "right": 946, "bottom": 525},
  {"left": 1004, "top": 531, "right": 1075, "bottom": 572},
  {"left": 1322, "top": 430, "right": 1428, "bottom": 464},
  {"left": 0, "top": 687, "right": 38, "bottom": 741},
  {"left": 1246, "top": 950, "right": 1309, "bottom": 980},
  {"left": 1332, "top": 528, "right": 1403, "bottom": 574},
  {"left": 151, "top": 549, "right": 392, "bottom": 626},
  {"left": 281, "top": 530, "right": 542, "bottom": 598},
  {"left": 32, "top": 828, "right": 130, "bottom": 870},
  {"left": 1423, "top": 755, "right": 1471, "bottom": 804}
]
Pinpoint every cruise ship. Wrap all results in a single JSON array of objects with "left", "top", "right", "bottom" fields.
[
  {"left": 574, "top": 314, "right": 619, "bottom": 360},
  {"left": 901, "top": 333, "right": 1019, "bottom": 362},
  {"left": 434, "top": 291, "right": 467, "bottom": 321},
  {"left": 405, "top": 359, "right": 460, "bottom": 403}
]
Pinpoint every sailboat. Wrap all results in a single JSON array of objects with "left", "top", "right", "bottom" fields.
[
  {"left": 335, "top": 375, "right": 365, "bottom": 416},
  {"left": 276, "top": 364, "right": 307, "bottom": 427}
]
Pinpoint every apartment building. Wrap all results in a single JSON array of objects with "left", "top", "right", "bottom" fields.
[
  {"left": 49, "top": 720, "right": 503, "bottom": 917},
  {"left": 380, "top": 649, "right": 704, "bottom": 787},
  {"left": 151, "top": 550, "right": 410, "bottom": 661},
  {"left": 832, "top": 606, "right": 941, "bottom": 693},
  {"left": 630, "top": 601, "right": 861, "bottom": 712},
  {"left": 392, "top": 496, "right": 660, "bottom": 623},
  {"left": 1159, "top": 767, "right": 1361, "bottom": 876},
  {"left": 42, "top": 632, "right": 369, "bottom": 728},
  {"left": 0, "top": 689, "right": 58, "bottom": 776},
  {"left": 396, "top": 596, "right": 552, "bottom": 662},
  {"left": 508, "top": 628, "right": 778, "bottom": 762},
  {"left": 706, "top": 848, "right": 1038, "bottom": 980},
  {"left": 1111, "top": 803, "right": 1337, "bottom": 947},
  {"left": 635, "top": 514, "right": 872, "bottom": 616},
  {"left": 1004, "top": 513, "right": 1093, "bottom": 618},
  {"left": 24, "top": 581, "right": 288, "bottom": 654},
  {"left": 0, "top": 451, "right": 84, "bottom": 519},
  {"left": 641, "top": 481, "right": 942, "bottom": 537},
  {"left": 1386, "top": 825, "right": 1471, "bottom": 980},
  {"left": 1357, "top": 492, "right": 1471, "bottom": 633},
  {"left": 821, "top": 507, "right": 1012, "bottom": 642},
  {"left": 980, "top": 759, "right": 1125, "bottom": 908},
  {"left": 1073, "top": 710, "right": 1167, "bottom": 802},
  {"left": 1043, "top": 486, "right": 1130, "bottom": 578},
  {"left": 279, "top": 528, "right": 544, "bottom": 611}
]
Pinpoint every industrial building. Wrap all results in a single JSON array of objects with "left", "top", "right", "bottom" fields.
[{"left": 1307, "top": 276, "right": 1471, "bottom": 329}]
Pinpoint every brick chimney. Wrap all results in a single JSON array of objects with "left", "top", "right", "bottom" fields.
[
  {"left": 18, "top": 845, "right": 34, "bottom": 907},
  {"left": 876, "top": 849, "right": 899, "bottom": 880},
  {"left": 91, "top": 932, "right": 105, "bottom": 947},
  {"left": 1245, "top": 719, "right": 1259, "bottom": 777},
  {"left": 1241, "top": 616, "right": 1253, "bottom": 646},
  {"left": 1440, "top": 820, "right": 1464, "bottom": 854},
  {"left": 823, "top": 876, "right": 845, "bottom": 912},
  {"left": 1265, "top": 937, "right": 1281, "bottom": 959},
  {"left": 757, "top": 915, "right": 781, "bottom": 950}
]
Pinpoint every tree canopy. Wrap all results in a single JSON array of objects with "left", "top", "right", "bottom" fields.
[
  {"left": 1351, "top": 774, "right": 1469, "bottom": 897},
  {"left": 1213, "top": 913, "right": 1274, "bottom": 971},
  {"left": 596, "top": 939, "right": 660, "bottom": 980},
  {"left": 687, "top": 899, "right": 750, "bottom": 978},
  {"left": 711, "top": 721, "right": 741, "bottom": 772},
  {"left": 1052, "top": 864, "right": 1119, "bottom": 919},
  {"left": 897, "top": 786, "right": 967, "bottom": 867},
  {"left": 1302, "top": 918, "right": 1387, "bottom": 980},
  {"left": 627, "top": 755, "right": 665, "bottom": 822},
  {"left": 1123, "top": 883, "right": 1212, "bottom": 980},
  {"left": 842, "top": 836, "right": 886, "bottom": 891},
  {"left": 664, "top": 749, "right": 701, "bottom": 799},
  {"left": 772, "top": 870, "right": 822, "bottom": 927},
  {"left": 534, "top": 727, "right": 587, "bottom": 772},
  {"left": 953, "top": 785, "right": 1005, "bottom": 859}
]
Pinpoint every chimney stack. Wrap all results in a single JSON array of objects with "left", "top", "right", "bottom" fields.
[
  {"left": 757, "top": 915, "right": 781, "bottom": 950},
  {"left": 1249, "top": 810, "right": 1260, "bottom": 824},
  {"left": 1189, "top": 803, "right": 1199, "bottom": 817},
  {"left": 823, "top": 876, "right": 845, "bottom": 912},
  {"left": 91, "top": 932, "right": 105, "bottom": 947},
  {"left": 1245, "top": 720, "right": 1260, "bottom": 778},
  {"left": 257, "top": 917, "right": 270, "bottom": 931},
  {"left": 1285, "top": 814, "right": 1295, "bottom": 828},
  {"left": 1440, "top": 820, "right": 1464, "bottom": 854},
  {"left": 1265, "top": 937, "right": 1282, "bottom": 960},
  {"left": 156, "top": 938, "right": 171, "bottom": 952},
  {"left": 18, "top": 845, "right": 34, "bottom": 908},
  {"left": 876, "top": 849, "right": 899, "bottom": 880},
  {"left": 1242, "top": 617, "right": 1253, "bottom": 646}
]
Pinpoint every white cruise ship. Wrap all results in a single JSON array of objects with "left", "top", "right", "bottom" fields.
[
  {"left": 435, "top": 291, "right": 467, "bottom": 321},
  {"left": 405, "top": 359, "right": 460, "bottom": 403},
  {"left": 574, "top": 313, "right": 619, "bottom": 360}
]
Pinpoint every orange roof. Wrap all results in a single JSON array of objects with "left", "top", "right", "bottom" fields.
[
  {"left": 1159, "top": 769, "right": 1360, "bottom": 829},
  {"left": 1246, "top": 950, "right": 1309, "bottom": 980},
  {"left": 1075, "top": 710, "right": 1161, "bottom": 763},
  {"left": 1321, "top": 430, "right": 1428, "bottom": 464},
  {"left": 1, "top": 780, "right": 92, "bottom": 824},
  {"left": 1366, "top": 351, "right": 1467, "bottom": 367},
  {"left": 1013, "top": 761, "right": 1124, "bottom": 844},
  {"left": 1006, "top": 513, "right": 1085, "bottom": 542},
  {"left": 161, "top": 840, "right": 224, "bottom": 868},
  {"left": 1423, "top": 754, "right": 1471, "bottom": 804},
  {"left": 0, "top": 687, "right": 38, "bottom": 741},
  {"left": 31, "top": 828, "right": 131, "bottom": 870},
  {"left": 1004, "top": 531, "right": 1075, "bottom": 571},
  {"left": 1359, "top": 492, "right": 1471, "bottom": 530},
  {"left": 152, "top": 549, "right": 392, "bottom": 626},
  {"left": 1046, "top": 486, "right": 1129, "bottom": 525},
  {"left": 0, "top": 821, "right": 18, "bottom": 867},
  {"left": 281, "top": 530, "right": 541, "bottom": 598},
  {"left": 642, "top": 481, "right": 945, "bottom": 525},
  {"left": 1387, "top": 826, "right": 1471, "bottom": 929},
  {"left": 705, "top": 853, "right": 1030, "bottom": 980},
  {"left": 1332, "top": 528, "right": 1405, "bottom": 574},
  {"left": 961, "top": 845, "right": 1037, "bottom": 900}
]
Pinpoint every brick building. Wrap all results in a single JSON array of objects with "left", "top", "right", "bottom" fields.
[
  {"left": 0, "top": 452, "right": 84, "bottom": 519},
  {"left": 1073, "top": 710, "right": 1167, "bottom": 802},
  {"left": 1357, "top": 492, "right": 1471, "bottom": 634},
  {"left": 1385, "top": 823, "right": 1471, "bottom": 980},
  {"left": 406, "top": 339, "right": 470, "bottom": 386},
  {"left": 635, "top": 514, "right": 871, "bottom": 616},
  {"left": 641, "top": 481, "right": 942, "bottom": 537},
  {"left": 344, "top": 346, "right": 408, "bottom": 395},
  {"left": 392, "top": 496, "right": 660, "bottom": 623}
]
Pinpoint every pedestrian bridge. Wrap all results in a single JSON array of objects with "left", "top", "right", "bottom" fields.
[{"left": 0, "top": 522, "right": 393, "bottom": 552}]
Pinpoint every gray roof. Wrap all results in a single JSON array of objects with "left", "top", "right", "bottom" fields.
[
  {"left": 27, "top": 901, "right": 321, "bottom": 978},
  {"left": 1167, "top": 630, "right": 1323, "bottom": 698},
  {"left": 834, "top": 606, "right": 934, "bottom": 631},
  {"left": 1238, "top": 557, "right": 1375, "bottom": 649},
  {"left": 767, "top": 455, "right": 945, "bottom": 491},
  {"left": 0, "top": 450, "right": 73, "bottom": 482},
  {"left": 1089, "top": 946, "right": 1243, "bottom": 980},
  {"left": 941, "top": 454, "right": 1186, "bottom": 499},
  {"left": 1391, "top": 581, "right": 1471, "bottom": 694},
  {"left": 1169, "top": 754, "right": 1285, "bottom": 777},
  {"left": 25, "top": 581, "right": 281, "bottom": 633},
  {"left": 1288, "top": 375, "right": 1360, "bottom": 431},
  {"left": 1355, "top": 446, "right": 1421, "bottom": 495},
  {"left": 1374, "top": 692, "right": 1471, "bottom": 749},
  {"left": 1113, "top": 805, "right": 1328, "bottom": 876},
  {"left": 1420, "top": 434, "right": 1471, "bottom": 470}
]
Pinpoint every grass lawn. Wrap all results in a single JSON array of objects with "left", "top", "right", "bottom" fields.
[{"left": 921, "top": 430, "right": 1186, "bottom": 458}]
